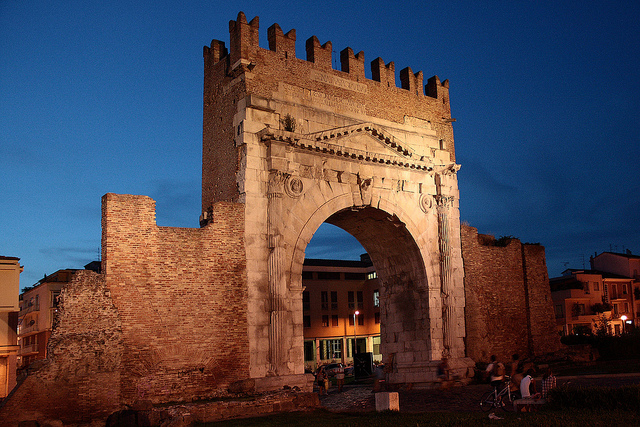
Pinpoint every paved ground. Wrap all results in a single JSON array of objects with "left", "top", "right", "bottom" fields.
[{"left": 318, "top": 373, "right": 640, "bottom": 413}]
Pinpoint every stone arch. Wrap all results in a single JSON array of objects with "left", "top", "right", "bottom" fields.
[{"left": 274, "top": 177, "right": 444, "bottom": 385}]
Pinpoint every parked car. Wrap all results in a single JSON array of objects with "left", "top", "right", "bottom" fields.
[{"left": 321, "top": 363, "right": 344, "bottom": 377}]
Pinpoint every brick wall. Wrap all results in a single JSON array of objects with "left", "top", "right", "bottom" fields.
[
  {"left": 102, "top": 193, "right": 249, "bottom": 404},
  {"left": 461, "top": 224, "right": 561, "bottom": 363},
  {"left": 0, "top": 195, "right": 250, "bottom": 424}
]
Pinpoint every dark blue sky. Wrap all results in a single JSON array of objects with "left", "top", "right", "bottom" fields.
[{"left": 2, "top": 1, "right": 639, "bottom": 289}]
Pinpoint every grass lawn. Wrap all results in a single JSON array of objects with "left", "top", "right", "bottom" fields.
[
  {"left": 554, "top": 358, "right": 640, "bottom": 376},
  {"left": 200, "top": 408, "right": 640, "bottom": 426}
]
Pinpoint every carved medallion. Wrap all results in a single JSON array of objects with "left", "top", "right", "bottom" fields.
[
  {"left": 285, "top": 176, "right": 304, "bottom": 198},
  {"left": 419, "top": 194, "right": 433, "bottom": 213}
]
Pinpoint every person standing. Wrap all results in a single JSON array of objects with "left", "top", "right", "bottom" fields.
[
  {"left": 316, "top": 367, "right": 327, "bottom": 396},
  {"left": 335, "top": 364, "right": 345, "bottom": 392},
  {"left": 485, "top": 355, "right": 505, "bottom": 389}
]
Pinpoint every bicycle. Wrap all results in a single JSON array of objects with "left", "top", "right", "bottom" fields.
[{"left": 479, "top": 376, "right": 521, "bottom": 412}]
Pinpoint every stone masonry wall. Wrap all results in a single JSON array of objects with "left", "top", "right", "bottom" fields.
[
  {"left": 523, "top": 244, "right": 563, "bottom": 355},
  {"left": 461, "top": 224, "right": 561, "bottom": 363},
  {"left": 101, "top": 193, "right": 249, "bottom": 405},
  {"left": 202, "top": 11, "right": 455, "bottom": 213},
  {"left": 0, "top": 271, "right": 122, "bottom": 425}
]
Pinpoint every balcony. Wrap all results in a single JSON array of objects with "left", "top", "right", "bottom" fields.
[
  {"left": 19, "top": 343, "right": 38, "bottom": 356},
  {"left": 19, "top": 302, "right": 39, "bottom": 316},
  {"left": 19, "top": 321, "right": 39, "bottom": 336}
]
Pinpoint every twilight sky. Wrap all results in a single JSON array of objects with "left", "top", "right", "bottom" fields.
[{"left": 2, "top": 1, "right": 639, "bottom": 289}]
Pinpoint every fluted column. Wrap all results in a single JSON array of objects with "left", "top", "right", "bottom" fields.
[
  {"left": 435, "top": 174, "right": 456, "bottom": 354},
  {"left": 267, "top": 171, "right": 286, "bottom": 375}
]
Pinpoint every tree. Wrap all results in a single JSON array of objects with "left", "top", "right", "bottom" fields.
[{"left": 593, "top": 313, "right": 612, "bottom": 337}]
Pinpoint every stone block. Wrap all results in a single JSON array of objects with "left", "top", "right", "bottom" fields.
[{"left": 375, "top": 392, "right": 399, "bottom": 412}]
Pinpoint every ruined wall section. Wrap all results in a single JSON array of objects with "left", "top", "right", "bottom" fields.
[
  {"left": 202, "top": 12, "right": 455, "bottom": 215},
  {"left": 101, "top": 193, "right": 249, "bottom": 405},
  {"left": 523, "top": 244, "right": 562, "bottom": 355},
  {"left": 0, "top": 271, "right": 122, "bottom": 425},
  {"left": 461, "top": 225, "right": 561, "bottom": 362}
]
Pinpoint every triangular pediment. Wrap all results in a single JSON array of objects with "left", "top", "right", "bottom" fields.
[
  {"left": 258, "top": 123, "right": 436, "bottom": 171},
  {"left": 308, "top": 123, "right": 416, "bottom": 159}
]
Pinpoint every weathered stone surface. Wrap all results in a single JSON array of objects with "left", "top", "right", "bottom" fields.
[
  {"left": 461, "top": 225, "right": 562, "bottom": 362},
  {"left": 0, "top": 12, "right": 560, "bottom": 424}
]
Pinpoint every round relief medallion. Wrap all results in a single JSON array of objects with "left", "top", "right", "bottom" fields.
[
  {"left": 419, "top": 194, "right": 433, "bottom": 213},
  {"left": 285, "top": 176, "right": 304, "bottom": 198}
]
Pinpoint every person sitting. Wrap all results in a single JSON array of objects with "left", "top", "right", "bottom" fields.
[
  {"left": 541, "top": 367, "right": 557, "bottom": 399},
  {"left": 437, "top": 356, "right": 451, "bottom": 389},
  {"left": 519, "top": 368, "right": 541, "bottom": 411}
]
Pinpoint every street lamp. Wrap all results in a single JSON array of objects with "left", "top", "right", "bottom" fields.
[
  {"left": 353, "top": 310, "right": 359, "bottom": 381},
  {"left": 621, "top": 315, "right": 628, "bottom": 334},
  {"left": 353, "top": 310, "right": 360, "bottom": 356}
]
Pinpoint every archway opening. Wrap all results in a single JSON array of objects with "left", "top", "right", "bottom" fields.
[{"left": 300, "top": 207, "right": 429, "bottom": 379}]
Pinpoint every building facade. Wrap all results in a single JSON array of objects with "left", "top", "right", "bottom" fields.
[
  {"left": 550, "top": 269, "right": 636, "bottom": 335},
  {"left": 17, "top": 269, "right": 72, "bottom": 369},
  {"left": 302, "top": 256, "right": 381, "bottom": 371},
  {"left": 592, "top": 251, "right": 640, "bottom": 327},
  {"left": 0, "top": 256, "right": 21, "bottom": 399}
]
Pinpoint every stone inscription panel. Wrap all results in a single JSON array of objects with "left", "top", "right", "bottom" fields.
[
  {"left": 279, "top": 83, "right": 365, "bottom": 115},
  {"left": 309, "top": 70, "right": 368, "bottom": 94}
]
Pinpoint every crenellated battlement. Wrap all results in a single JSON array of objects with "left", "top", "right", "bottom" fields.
[
  {"left": 340, "top": 47, "right": 365, "bottom": 78},
  {"left": 305, "top": 35, "right": 333, "bottom": 69},
  {"left": 267, "top": 23, "right": 296, "bottom": 59},
  {"left": 203, "top": 11, "right": 450, "bottom": 102}
]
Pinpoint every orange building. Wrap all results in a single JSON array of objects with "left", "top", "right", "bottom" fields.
[
  {"left": 302, "top": 255, "right": 381, "bottom": 371},
  {"left": 550, "top": 269, "right": 635, "bottom": 335},
  {"left": 18, "top": 269, "right": 72, "bottom": 368},
  {"left": 591, "top": 251, "right": 640, "bottom": 326},
  {"left": 0, "top": 256, "right": 22, "bottom": 398}
]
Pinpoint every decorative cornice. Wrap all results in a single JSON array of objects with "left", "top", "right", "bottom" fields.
[{"left": 258, "top": 124, "right": 437, "bottom": 171}]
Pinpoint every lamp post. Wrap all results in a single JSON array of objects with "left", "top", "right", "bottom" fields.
[
  {"left": 353, "top": 310, "right": 359, "bottom": 381},
  {"left": 621, "top": 315, "right": 628, "bottom": 334},
  {"left": 353, "top": 310, "right": 360, "bottom": 356}
]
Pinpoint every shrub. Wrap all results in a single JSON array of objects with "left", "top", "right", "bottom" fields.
[{"left": 547, "top": 384, "right": 640, "bottom": 411}]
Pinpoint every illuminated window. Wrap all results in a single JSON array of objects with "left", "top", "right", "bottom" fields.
[
  {"left": 373, "top": 290, "right": 379, "bottom": 307},
  {"left": 330, "top": 339, "right": 342, "bottom": 358}
]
